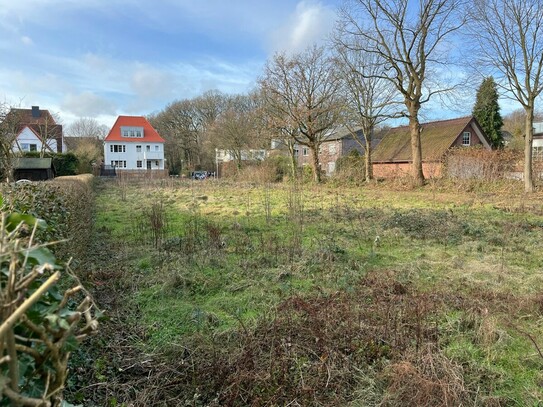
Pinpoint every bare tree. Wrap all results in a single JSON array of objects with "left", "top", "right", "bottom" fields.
[
  {"left": 333, "top": 40, "right": 400, "bottom": 181},
  {"left": 32, "top": 111, "right": 63, "bottom": 158},
  {"left": 68, "top": 117, "right": 108, "bottom": 139},
  {"left": 469, "top": 0, "right": 543, "bottom": 192},
  {"left": 338, "top": 0, "right": 465, "bottom": 185},
  {"left": 0, "top": 104, "right": 22, "bottom": 181},
  {"left": 211, "top": 92, "right": 268, "bottom": 170},
  {"left": 150, "top": 91, "right": 228, "bottom": 174},
  {"left": 260, "top": 46, "right": 342, "bottom": 183}
]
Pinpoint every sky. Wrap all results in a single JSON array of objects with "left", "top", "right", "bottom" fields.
[
  {"left": 0, "top": 0, "right": 525, "bottom": 133},
  {"left": 0, "top": 0, "right": 341, "bottom": 130}
]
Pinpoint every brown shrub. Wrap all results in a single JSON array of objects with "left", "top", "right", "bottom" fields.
[{"left": 382, "top": 345, "right": 469, "bottom": 407}]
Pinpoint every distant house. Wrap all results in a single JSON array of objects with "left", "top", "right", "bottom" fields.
[
  {"left": 372, "top": 116, "right": 492, "bottom": 178},
  {"left": 293, "top": 127, "right": 382, "bottom": 176},
  {"left": 215, "top": 149, "right": 268, "bottom": 164},
  {"left": 532, "top": 123, "right": 543, "bottom": 161},
  {"left": 103, "top": 116, "right": 166, "bottom": 176},
  {"left": 6, "top": 106, "right": 64, "bottom": 154}
]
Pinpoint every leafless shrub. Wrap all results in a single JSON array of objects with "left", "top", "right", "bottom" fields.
[
  {"left": 382, "top": 345, "right": 469, "bottom": 407},
  {"left": 445, "top": 148, "right": 520, "bottom": 180}
]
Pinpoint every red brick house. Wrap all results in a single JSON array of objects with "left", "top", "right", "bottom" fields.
[
  {"left": 295, "top": 127, "right": 382, "bottom": 176},
  {"left": 372, "top": 116, "right": 491, "bottom": 178}
]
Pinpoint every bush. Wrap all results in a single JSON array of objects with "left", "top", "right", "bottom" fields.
[
  {"left": 22, "top": 151, "right": 80, "bottom": 176},
  {"left": 0, "top": 197, "right": 99, "bottom": 406},
  {"left": 332, "top": 149, "right": 366, "bottom": 185},
  {"left": 1, "top": 175, "right": 95, "bottom": 261},
  {"left": 444, "top": 148, "right": 519, "bottom": 180}
]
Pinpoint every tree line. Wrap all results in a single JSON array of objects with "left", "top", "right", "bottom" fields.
[{"left": 149, "top": 0, "right": 543, "bottom": 190}]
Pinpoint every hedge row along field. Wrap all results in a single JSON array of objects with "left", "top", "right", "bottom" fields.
[{"left": 0, "top": 175, "right": 99, "bottom": 406}]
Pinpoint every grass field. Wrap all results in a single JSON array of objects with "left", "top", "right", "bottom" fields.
[{"left": 81, "top": 177, "right": 543, "bottom": 406}]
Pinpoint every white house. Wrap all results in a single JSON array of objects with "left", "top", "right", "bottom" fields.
[
  {"left": 6, "top": 106, "right": 64, "bottom": 154},
  {"left": 14, "top": 126, "right": 59, "bottom": 153},
  {"left": 104, "top": 116, "right": 165, "bottom": 171}
]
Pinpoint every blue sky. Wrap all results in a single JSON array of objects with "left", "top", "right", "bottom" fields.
[
  {"left": 0, "top": 0, "right": 340, "bottom": 128},
  {"left": 0, "top": 0, "right": 523, "bottom": 131}
]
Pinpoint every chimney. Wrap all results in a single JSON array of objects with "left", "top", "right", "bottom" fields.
[{"left": 31, "top": 106, "right": 40, "bottom": 118}]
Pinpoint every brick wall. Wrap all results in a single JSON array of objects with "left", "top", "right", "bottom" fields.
[{"left": 372, "top": 162, "right": 443, "bottom": 179}]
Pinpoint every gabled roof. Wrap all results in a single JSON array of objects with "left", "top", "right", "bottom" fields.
[
  {"left": 322, "top": 126, "right": 363, "bottom": 142},
  {"left": 104, "top": 116, "right": 165, "bottom": 143},
  {"left": 4, "top": 107, "right": 64, "bottom": 153},
  {"left": 8, "top": 107, "right": 58, "bottom": 127},
  {"left": 372, "top": 116, "right": 489, "bottom": 163}
]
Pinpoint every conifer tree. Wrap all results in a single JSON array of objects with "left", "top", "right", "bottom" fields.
[{"left": 472, "top": 77, "right": 503, "bottom": 148}]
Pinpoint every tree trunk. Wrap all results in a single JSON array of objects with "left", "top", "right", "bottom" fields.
[
  {"left": 310, "top": 145, "right": 322, "bottom": 183},
  {"left": 363, "top": 128, "right": 373, "bottom": 182},
  {"left": 524, "top": 104, "right": 535, "bottom": 193},
  {"left": 287, "top": 142, "right": 298, "bottom": 179},
  {"left": 409, "top": 111, "right": 424, "bottom": 185}
]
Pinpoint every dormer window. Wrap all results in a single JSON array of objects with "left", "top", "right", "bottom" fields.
[{"left": 121, "top": 126, "right": 144, "bottom": 138}]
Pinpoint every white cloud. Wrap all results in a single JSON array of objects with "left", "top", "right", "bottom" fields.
[
  {"left": 20, "top": 36, "right": 32, "bottom": 45},
  {"left": 268, "top": 1, "right": 336, "bottom": 54},
  {"left": 60, "top": 91, "right": 117, "bottom": 117},
  {"left": 130, "top": 65, "right": 175, "bottom": 99}
]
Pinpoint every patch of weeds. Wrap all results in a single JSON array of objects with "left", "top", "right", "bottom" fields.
[{"left": 382, "top": 209, "right": 464, "bottom": 244}]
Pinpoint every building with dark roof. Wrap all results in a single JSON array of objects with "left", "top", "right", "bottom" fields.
[
  {"left": 5, "top": 106, "right": 63, "bottom": 153},
  {"left": 371, "top": 116, "right": 492, "bottom": 178}
]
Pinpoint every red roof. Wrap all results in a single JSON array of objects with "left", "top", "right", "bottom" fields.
[{"left": 104, "top": 116, "right": 165, "bottom": 143}]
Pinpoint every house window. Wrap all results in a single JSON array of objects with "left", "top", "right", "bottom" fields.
[
  {"left": 155, "top": 160, "right": 159, "bottom": 166},
  {"left": 294, "top": 148, "right": 299, "bottom": 156},
  {"left": 112, "top": 160, "right": 127, "bottom": 168},
  {"left": 123, "top": 130, "right": 129, "bottom": 137},
  {"left": 137, "top": 160, "right": 143, "bottom": 168},
  {"left": 462, "top": 132, "right": 471, "bottom": 146},
  {"left": 111, "top": 144, "right": 126, "bottom": 153},
  {"left": 155, "top": 145, "right": 159, "bottom": 151},
  {"left": 29, "top": 144, "right": 37, "bottom": 152},
  {"left": 136, "top": 130, "right": 142, "bottom": 137},
  {"left": 533, "top": 146, "right": 543, "bottom": 161},
  {"left": 146, "top": 145, "right": 151, "bottom": 152},
  {"left": 136, "top": 145, "right": 142, "bottom": 152},
  {"left": 302, "top": 147, "right": 309, "bottom": 156}
]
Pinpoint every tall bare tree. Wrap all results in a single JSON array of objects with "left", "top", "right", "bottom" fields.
[
  {"left": 211, "top": 93, "right": 263, "bottom": 170},
  {"left": 260, "top": 46, "right": 342, "bottom": 183},
  {"left": 150, "top": 91, "right": 228, "bottom": 174},
  {"left": 469, "top": 0, "right": 543, "bottom": 192},
  {"left": 68, "top": 117, "right": 108, "bottom": 139},
  {"left": 338, "top": 0, "right": 465, "bottom": 185},
  {"left": 333, "top": 40, "right": 400, "bottom": 181}
]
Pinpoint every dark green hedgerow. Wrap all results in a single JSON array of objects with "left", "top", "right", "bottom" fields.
[{"left": 0, "top": 174, "right": 95, "bottom": 261}]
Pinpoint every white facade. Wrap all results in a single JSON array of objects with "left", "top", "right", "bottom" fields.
[
  {"left": 104, "top": 141, "right": 165, "bottom": 170},
  {"left": 12, "top": 126, "right": 58, "bottom": 154},
  {"left": 215, "top": 149, "right": 267, "bottom": 163}
]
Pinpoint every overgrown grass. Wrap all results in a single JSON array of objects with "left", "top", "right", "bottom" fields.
[{"left": 87, "top": 177, "right": 543, "bottom": 405}]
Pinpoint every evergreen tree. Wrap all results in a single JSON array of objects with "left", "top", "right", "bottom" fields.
[{"left": 472, "top": 77, "right": 504, "bottom": 148}]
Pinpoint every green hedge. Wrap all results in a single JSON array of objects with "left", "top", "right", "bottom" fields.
[
  {"left": 0, "top": 174, "right": 94, "bottom": 262},
  {"left": 22, "top": 151, "right": 79, "bottom": 176}
]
